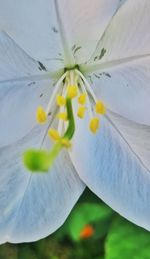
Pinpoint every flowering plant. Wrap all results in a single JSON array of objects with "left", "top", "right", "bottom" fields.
[{"left": 0, "top": 0, "right": 150, "bottom": 243}]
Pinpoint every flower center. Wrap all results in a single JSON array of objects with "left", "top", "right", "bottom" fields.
[{"left": 23, "top": 69, "right": 106, "bottom": 172}]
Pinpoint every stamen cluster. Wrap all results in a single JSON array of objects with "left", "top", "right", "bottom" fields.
[{"left": 24, "top": 69, "right": 106, "bottom": 172}]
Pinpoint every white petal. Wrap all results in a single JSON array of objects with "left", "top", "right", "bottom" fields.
[
  {"left": 0, "top": 78, "right": 52, "bottom": 147},
  {"left": 0, "top": 31, "right": 49, "bottom": 80},
  {"left": 0, "top": 0, "right": 65, "bottom": 70},
  {"left": 84, "top": 56, "right": 150, "bottom": 125},
  {"left": 0, "top": 32, "right": 54, "bottom": 147},
  {"left": 88, "top": 0, "right": 150, "bottom": 63},
  {"left": 0, "top": 1, "right": 124, "bottom": 67},
  {"left": 0, "top": 127, "right": 85, "bottom": 243},
  {"left": 70, "top": 113, "right": 150, "bottom": 231},
  {"left": 80, "top": 0, "right": 150, "bottom": 124},
  {"left": 55, "top": 0, "right": 122, "bottom": 63},
  {"left": 118, "top": 0, "right": 127, "bottom": 8},
  {"left": 107, "top": 111, "right": 150, "bottom": 170}
]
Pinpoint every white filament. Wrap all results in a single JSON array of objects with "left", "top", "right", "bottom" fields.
[
  {"left": 76, "top": 69, "right": 98, "bottom": 104},
  {"left": 46, "top": 71, "right": 68, "bottom": 115}
]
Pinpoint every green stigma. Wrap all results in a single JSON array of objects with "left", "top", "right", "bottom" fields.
[{"left": 23, "top": 98, "right": 75, "bottom": 173}]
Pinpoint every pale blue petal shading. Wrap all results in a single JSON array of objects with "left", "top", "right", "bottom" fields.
[
  {"left": 71, "top": 112, "right": 150, "bottom": 231},
  {"left": 56, "top": 0, "right": 122, "bottom": 64},
  {"left": 0, "top": 31, "right": 48, "bottom": 81},
  {"left": 0, "top": 127, "right": 85, "bottom": 243},
  {"left": 0, "top": 1, "right": 65, "bottom": 71},
  {"left": 0, "top": 32, "right": 53, "bottom": 147},
  {"left": 0, "top": 78, "right": 52, "bottom": 147},
  {"left": 86, "top": 56, "right": 150, "bottom": 125},
  {"left": 89, "top": 0, "right": 150, "bottom": 64},
  {"left": 81, "top": 0, "right": 150, "bottom": 125},
  {"left": 0, "top": 0, "right": 122, "bottom": 66}
]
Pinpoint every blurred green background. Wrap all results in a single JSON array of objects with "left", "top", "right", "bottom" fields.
[{"left": 1, "top": 188, "right": 150, "bottom": 259}]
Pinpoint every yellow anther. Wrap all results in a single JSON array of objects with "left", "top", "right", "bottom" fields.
[
  {"left": 95, "top": 101, "right": 106, "bottom": 115},
  {"left": 36, "top": 106, "right": 47, "bottom": 124},
  {"left": 61, "top": 138, "right": 72, "bottom": 148},
  {"left": 67, "top": 85, "right": 78, "bottom": 99},
  {"left": 89, "top": 117, "right": 100, "bottom": 134},
  {"left": 48, "top": 129, "right": 61, "bottom": 141},
  {"left": 57, "top": 112, "right": 68, "bottom": 121},
  {"left": 56, "top": 95, "right": 66, "bottom": 106},
  {"left": 78, "top": 93, "right": 86, "bottom": 105},
  {"left": 77, "top": 106, "right": 86, "bottom": 119}
]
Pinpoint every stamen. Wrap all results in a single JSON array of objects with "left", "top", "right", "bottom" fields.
[
  {"left": 57, "top": 84, "right": 67, "bottom": 135},
  {"left": 46, "top": 71, "right": 68, "bottom": 115},
  {"left": 56, "top": 95, "right": 66, "bottom": 106},
  {"left": 61, "top": 138, "right": 72, "bottom": 148},
  {"left": 57, "top": 111, "right": 65, "bottom": 135},
  {"left": 48, "top": 129, "right": 61, "bottom": 141},
  {"left": 36, "top": 106, "right": 47, "bottom": 124},
  {"left": 95, "top": 101, "right": 106, "bottom": 115},
  {"left": 67, "top": 85, "right": 78, "bottom": 99},
  {"left": 77, "top": 106, "right": 86, "bottom": 119},
  {"left": 78, "top": 93, "right": 86, "bottom": 105},
  {"left": 90, "top": 117, "right": 100, "bottom": 134},
  {"left": 57, "top": 112, "right": 68, "bottom": 121},
  {"left": 76, "top": 69, "right": 97, "bottom": 103},
  {"left": 24, "top": 68, "right": 107, "bottom": 173},
  {"left": 23, "top": 98, "right": 75, "bottom": 172},
  {"left": 76, "top": 69, "right": 106, "bottom": 135},
  {"left": 79, "top": 78, "right": 93, "bottom": 119}
]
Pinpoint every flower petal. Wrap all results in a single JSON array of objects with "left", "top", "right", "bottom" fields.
[
  {"left": 0, "top": 78, "right": 52, "bottom": 147},
  {"left": 0, "top": 32, "right": 54, "bottom": 147},
  {"left": 0, "top": 0, "right": 126, "bottom": 67},
  {"left": 70, "top": 112, "right": 150, "bottom": 231},
  {"left": 88, "top": 0, "right": 150, "bottom": 64},
  {"left": 83, "top": 56, "right": 150, "bottom": 125},
  {"left": 0, "top": 127, "right": 85, "bottom": 243},
  {"left": 0, "top": 0, "right": 66, "bottom": 70},
  {"left": 0, "top": 31, "right": 50, "bottom": 80},
  {"left": 55, "top": 0, "right": 122, "bottom": 63},
  {"left": 80, "top": 0, "right": 150, "bottom": 124}
]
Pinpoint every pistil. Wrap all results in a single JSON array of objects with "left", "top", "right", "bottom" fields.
[{"left": 23, "top": 68, "right": 106, "bottom": 173}]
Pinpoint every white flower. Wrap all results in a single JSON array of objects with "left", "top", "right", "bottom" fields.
[{"left": 0, "top": 0, "right": 150, "bottom": 243}]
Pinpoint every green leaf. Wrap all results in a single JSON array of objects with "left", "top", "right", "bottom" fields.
[
  {"left": 0, "top": 244, "right": 18, "bottom": 259},
  {"left": 67, "top": 202, "right": 113, "bottom": 241},
  {"left": 106, "top": 217, "right": 150, "bottom": 259},
  {"left": 34, "top": 238, "right": 71, "bottom": 259},
  {"left": 18, "top": 245, "right": 37, "bottom": 259}
]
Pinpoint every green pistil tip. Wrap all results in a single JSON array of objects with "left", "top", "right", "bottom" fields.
[
  {"left": 23, "top": 98, "right": 75, "bottom": 173},
  {"left": 23, "top": 149, "right": 51, "bottom": 173},
  {"left": 23, "top": 142, "right": 62, "bottom": 173}
]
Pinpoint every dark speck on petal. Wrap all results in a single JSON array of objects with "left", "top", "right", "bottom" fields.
[
  {"left": 52, "top": 26, "right": 58, "bottom": 33},
  {"left": 38, "top": 61, "right": 47, "bottom": 71}
]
